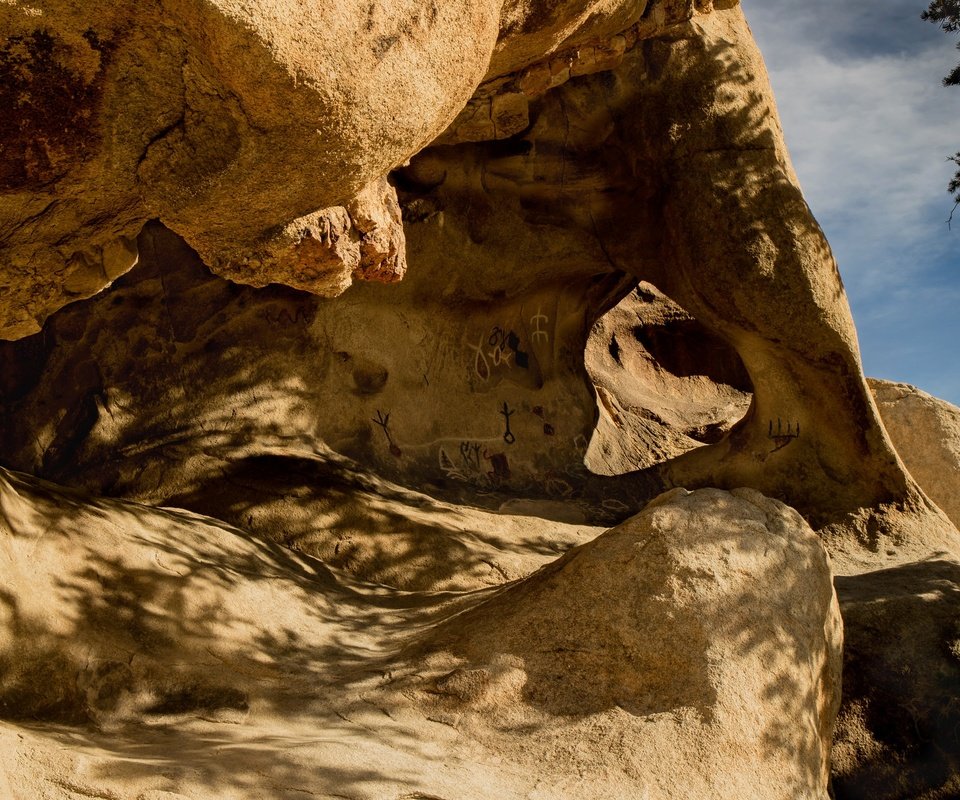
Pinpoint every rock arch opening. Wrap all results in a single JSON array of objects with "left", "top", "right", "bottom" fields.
[{"left": 585, "top": 281, "right": 753, "bottom": 476}]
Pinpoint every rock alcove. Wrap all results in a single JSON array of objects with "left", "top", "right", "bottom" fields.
[{"left": 1, "top": 1, "right": 960, "bottom": 798}]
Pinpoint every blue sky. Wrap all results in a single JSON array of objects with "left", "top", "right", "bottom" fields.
[{"left": 742, "top": 0, "right": 960, "bottom": 405}]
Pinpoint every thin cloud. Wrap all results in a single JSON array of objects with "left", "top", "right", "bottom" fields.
[{"left": 742, "top": 0, "right": 960, "bottom": 403}]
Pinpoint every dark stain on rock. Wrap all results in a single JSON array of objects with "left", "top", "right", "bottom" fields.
[
  {"left": 352, "top": 359, "right": 389, "bottom": 395},
  {"left": 0, "top": 28, "right": 116, "bottom": 190}
]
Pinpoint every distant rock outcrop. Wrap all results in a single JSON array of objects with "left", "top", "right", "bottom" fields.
[{"left": 868, "top": 379, "right": 960, "bottom": 529}]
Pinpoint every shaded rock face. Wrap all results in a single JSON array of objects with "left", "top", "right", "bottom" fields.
[
  {"left": 833, "top": 560, "right": 960, "bottom": 800},
  {"left": 0, "top": 221, "right": 642, "bottom": 533},
  {"left": 0, "top": 474, "right": 841, "bottom": 800}
]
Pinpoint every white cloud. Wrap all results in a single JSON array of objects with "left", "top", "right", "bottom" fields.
[{"left": 741, "top": 1, "right": 960, "bottom": 402}]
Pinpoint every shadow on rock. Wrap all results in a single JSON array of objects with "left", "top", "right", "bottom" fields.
[{"left": 834, "top": 558, "right": 960, "bottom": 800}]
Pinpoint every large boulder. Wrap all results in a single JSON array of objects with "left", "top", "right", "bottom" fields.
[
  {"left": 868, "top": 379, "right": 960, "bottom": 530},
  {"left": 0, "top": 0, "right": 672, "bottom": 338},
  {"left": 0, "top": 0, "right": 501, "bottom": 337},
  {"left": 402, "top": 486, "right": 843, "bottom": 800}
]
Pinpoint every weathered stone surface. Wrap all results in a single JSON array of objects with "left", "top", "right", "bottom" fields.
[
  {"left": 585, "top": 282, "right": 752, "bottom": 475},
  {"left": 396, "top": 487, "right": 843, "bottom": 799},
  {"left": 210, "top": 176, "right": 407, "bottom": 296},
  {"left": 438, "top": 0, "right": 704, "bottom": 145},
  {"left": 0, "top": 472, "right": 842, "bottom": 799},
  {"left": 411, "top": 3, "right": 940, "bottom": 534},
  {"left": 2, "top": 0, "right": 936, "bottom": 557},
  {"left": 833, "top": 559, "right": 960, "bottom": 800},
  {"left": 868, "top": 379, "right": 960, "bottom": 530},
  {"left": 1, "top": 0, "right": 953, "bottom": 556},
  {"left": 0, "top": 0, "right": 500, "bottom": 335}
]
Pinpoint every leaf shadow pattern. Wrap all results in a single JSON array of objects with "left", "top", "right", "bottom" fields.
[
  {"left": 1, "top": 472, "right": 842, "bottom": 798},
  {"left": 0, "top": 219, "right": 613, "bottom": 592},
  {"left": 0, "top": 466, "right": 472, "bottom": 798},
  {"left": 394, "top": 489, "right": 841, "bottom": 798}
]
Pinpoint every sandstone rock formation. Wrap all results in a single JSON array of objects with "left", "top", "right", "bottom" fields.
[
  {"left": 398, "top": 0, "right": 956, "bottom": 550},
  {"left": 2, "top": 0, "right": 958, "bottom": 798},
  {"left": 2, "top": 0, "right": 946, "bottom": 545},
  {"left": 0, "top": 220, "right": 642, "bottom": 536},
  {"left": 406, "top": 487, "right": 842, "bottom": 800},
  {"left": 584, "top": 292, "right": 960, "bottom": 795},
  {"left": 0, "top": 475, "right": 841, "bottom": 799},
  {"left": 868, "top": 379, "right": 960, "bottom": 530},
  {"left": 1, "top": 0, "right": 482, "bottom": 336}
]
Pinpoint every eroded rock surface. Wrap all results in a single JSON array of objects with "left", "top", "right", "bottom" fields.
[
  {"left": 398, "top": 1, "right": 942, "bottom": 536},
  {"left": 0, "top": 475, "right": 841, "bottom": 800},
  {"left": 0, "top": 0, "right": 705, "bottom": 337},
  {"left": 584, "top": 287, "right": 960, "bottom": 572},
  {"left": 0, "top": 220, "right": 642, "bottom": 536},
  {"left": 0, "top": 0, "right": 501, "bottom": 336},
  {"left": 585, "top": 282, "right": 752, "bottom": 475}
]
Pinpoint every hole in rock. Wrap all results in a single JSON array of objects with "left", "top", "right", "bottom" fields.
[{"left": 584, "top": 281, "right": 754, "bottom": 477}]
